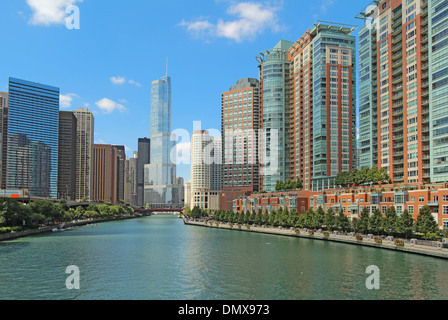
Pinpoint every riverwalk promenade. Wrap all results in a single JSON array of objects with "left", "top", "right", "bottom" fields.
[{"left": 184, "top": 219, "right": 448, "bottom": 260}]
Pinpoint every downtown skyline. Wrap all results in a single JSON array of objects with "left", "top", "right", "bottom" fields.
[{"left": 0, "top": 0, "right": 364, "bottom": 182}]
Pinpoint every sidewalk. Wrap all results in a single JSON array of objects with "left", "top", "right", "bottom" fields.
[{"left": 184, "top": 219, "right": 448, "bottom": 260}]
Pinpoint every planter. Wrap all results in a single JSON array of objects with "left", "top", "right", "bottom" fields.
[
  {"left": 374, "top": 236, "right": 383, "bottom": 244},
  {"left": 229, "top": 224, "right": 234, "bottom": 228},
  {"left": 308, "top": 231, "right": 314, "bottom": 236},
  {"left": 246, "top": 225, "right": 251, "bottom": 230},
  {"left": 395, "top": 239, "right": 405, "bottom": 247},
  {"left": 356, "top": 235, "right": 363, "bottom": 241},
  {"left": 323, "top": 232, "right": 330, "bottom": 238}
]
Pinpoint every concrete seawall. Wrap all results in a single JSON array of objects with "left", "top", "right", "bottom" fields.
[
  {"left": 0, "top": 215, "right": 145, "bottom": 242},
  {"left": 184, "top": 220, "right": 448, "bottom": 260}
]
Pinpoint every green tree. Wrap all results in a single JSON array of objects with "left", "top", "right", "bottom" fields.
[
  {"left": 397, "top": 209, "right": 415, "bottom": 239},
  {"left": 324, "top": 208, "right": 336, "bottom": 231},
  {"left": 415, "top": 206, "right": 439, "bottom": 237},
  {"left": 337, "top": 212, "right": 350, "bottom": 232},
  {"left": 384, "top": 206, "right": 398, "bottom": 235},
  {"left": 369, "top": 209, "right": 384, "bottom": 235},
  {"left": 358, "top": 207, "right": 370, "bottom": 235},
  {"left": 275, "top": 181, "right": 284, "bottom": 191},
  {"left": 314, "top": 206, "right": 325, "bottom": 229},
  {"left": 305, "top": 208, "right": 315, "bottom": 229},
  {"left": 295, "top": 178, "right": 303, "bottom": 190}
]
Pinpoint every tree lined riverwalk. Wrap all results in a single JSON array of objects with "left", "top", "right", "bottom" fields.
[{"left": 184, "top": 218, "right": 448, "bottom": 260}]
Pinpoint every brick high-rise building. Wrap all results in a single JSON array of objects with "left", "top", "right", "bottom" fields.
[
  {"left": 94, "top": 144, "right": 125, "bottom": 204},
  {"left": 0, "top": 92, "right": 8, "bottom": 190},
  {"left": 220, "top": 78, "right": 260, "bottom": 211},
  {"left": 288, "top": 21, "right": 357, "bottom": 191},
  {"left": 357, "top": 0, "right": 447, "bottom": 184},
  {"left": 256, "top": 22, "right": 357, "bottom": 192}
]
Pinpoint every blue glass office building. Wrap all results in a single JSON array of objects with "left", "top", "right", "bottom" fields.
[
  {"left": 7, "top": 78, "right": 59, "bottom": 198},
  {"left": 144, "top": 76, "right": 181, "bottom": 208}
]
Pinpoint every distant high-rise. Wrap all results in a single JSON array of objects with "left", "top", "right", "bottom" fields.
[
  {"left": 94, "top": 144, "right": 125, "bottom": 204},
  {"left": 190, "top": 130, "right": 222, "bottom": 210},
  {"left": 0, "top": 92, "right": 8, "bottom": 190},
  {"left": 58, "top": 111, "right": 77, "bottom": 200},
  {"left": 125, "top": 153, "right": 138, "bottom": 206},
  {"left": 6, "top": 78, "right": 59, "bottom": 198},
  {"left": 72, "top": 108, "right": 94, "bottom": 201},
  {"left": 115, "top": 145, "right": 126, "bottom": 203},
  {"left": 144, "top": 75, "right": 181, "bottom": 208},
  {"left": 220, "top": 78, "right": 260, "bottom": 211},
  {"left": 137, "top": 137, "right": 150, "bottom": 207}
]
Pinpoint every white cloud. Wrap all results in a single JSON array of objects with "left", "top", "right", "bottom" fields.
[
  {"left": 110, "top": 76, "right": 142, "bottom": 88},
  {"left": 26, "top": 0, "right": 83, "bottom": 25},
  {"left": 180, "top": 2, "right": 283, "bottom": 43},
  {"left": 128, "top": 79, "right": 143, "bottom": 88},
  {"left": 95, "top": 98, "right": 126, "bottom": 114},
  {"left": 59, "top": 93, "right": 78, "bottom": 109},
  {"left": 110, "top": 76, "right": 126, "bottom": 85}
]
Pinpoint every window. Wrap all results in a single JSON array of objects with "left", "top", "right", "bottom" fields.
[
  {"left": 443, "top": 206, "right": 448, "bottom": 215},
  {"left": 408, "top": 206, "right": 414, "bottom": 214},
  {"left": 419, "top": 196, "right": 425, "bottom": 202}
]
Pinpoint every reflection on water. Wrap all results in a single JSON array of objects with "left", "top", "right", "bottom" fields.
[{"left": 0, "top": 215, "right": 447, "bottom": 300}]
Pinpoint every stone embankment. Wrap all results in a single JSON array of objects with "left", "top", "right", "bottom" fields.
[{"left": 184, "top": 219, "right": 448, "bottom": 260}]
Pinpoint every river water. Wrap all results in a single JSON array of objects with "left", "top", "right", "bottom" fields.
[{"left": 0, "top": 215, "right": 447, "bottom": 300}]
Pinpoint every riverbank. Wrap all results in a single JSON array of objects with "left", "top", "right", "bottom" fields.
[
  {"left": 184, "top": 219, "right": 448, "bottom": 260},
  {"left": 0, "top": 214, "right": 148, "bottom": 242}
]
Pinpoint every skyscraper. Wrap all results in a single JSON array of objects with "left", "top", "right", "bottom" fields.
[
  {"left": 0, "top": 92, "right": 8, "bottom": 190},
  {"left": 288, "top": 21, "right": 357, "bottom": 190},
  {"left": 144, "top": 75, "right": 181, "bottom": 208},
  {"left": 124, "top": 152, "right": 138, "bottom": 206},
  {"left": 73, "top": 108, "right": 94, "bottom": 201},
  {"left": 357, "top": 0, "right": 445, "bottom": 184},
  {"left": 6, "top": 77, "right": 59, "bottom": 198},
  {"left": 257, "top": 40, "right": 294, "bottom": 192},
  {"left": 137, "top": 137, "right": 150, "bottom": 207},
  {"left": 190, "top": 130, "right": 222, "bottom": 210},
  {"left": 58, "top": 111, "right": 77, "bottom": 200},
  {"left": 93, "top": 144, "right": 125, "bottom": 204},
  {"left": 220, "top": 78, "right": 260, "bottom": 211}
]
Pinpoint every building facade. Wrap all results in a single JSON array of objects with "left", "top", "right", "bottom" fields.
[
  {"left": 190, "top": 130, "right": 222, "bottom": 210},
  {"left": 220, "top": 78, "right": 260, "bottom": 211},
  {"left": 93, "top": 144, "right": 125, "bottom": 204},
  {"left": 257, "top": 40, "right": 294, "bottom": 192},
  {"left": 357, "top": 0, "right": 447, "bottom": 184},
  {"left": 144, "top": 75, "right": 181, "bottom": 208},
  {"left": 234, "top": 183, "right": 448, "bottom": 229},
  {"left": 58, "top": 111, "right": 77, "bottom": 200},
  {"left": 72, "top": 108, "right": 94, "bottom": 201},
  {"left": 124, "top": 153, "right": 138, "bottom": 206},
  {"left": 0, "top": 92, "right": 8, "bottom": 190},
  {"left": 288, "top": 22, "right": 357, "bottom": 191},
  {"left": 137, "top": 138, "right": 150, "bottom": 207},
  {"left": 6, "top": 78, "right": 59, "bottom": 198}
]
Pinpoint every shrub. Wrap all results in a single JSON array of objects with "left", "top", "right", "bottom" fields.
[
  {"left": 395, "top": 239, "right": 405, "bottom": 247},
  {"left": 356, "top": 234, "right": 363, "bottom": 241},
  {"left": 323, "top": 231, "right": 330, "bottom": 237},
  {"left": 308, "top": 230, "right": 314, "bottom": 235},
  {"left": 374, "top": 236, "right": 382, "bottom": 244}
]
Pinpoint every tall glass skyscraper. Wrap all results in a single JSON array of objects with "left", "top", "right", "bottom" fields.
[
  {"left": 144, "top": 75, "right": 181, "bottom": 208},
  {"left": 6, "top": 77, "right": 59, "bottom": 198}
]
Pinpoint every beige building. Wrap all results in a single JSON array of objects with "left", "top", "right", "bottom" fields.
[
  {"left": 73, "top": 108, "right": 94, "bottom": 201},
  {"left": 190, "top": 130, "right": 222, "bottom": 211}
]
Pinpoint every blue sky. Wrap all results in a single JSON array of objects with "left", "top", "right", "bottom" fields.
[{"left": 0, "top": 0, "right": 366, "bottom": 182}]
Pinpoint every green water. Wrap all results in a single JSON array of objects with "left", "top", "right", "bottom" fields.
[{"left": 0, "top": 215, "right": 447, "bottom": 300}]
